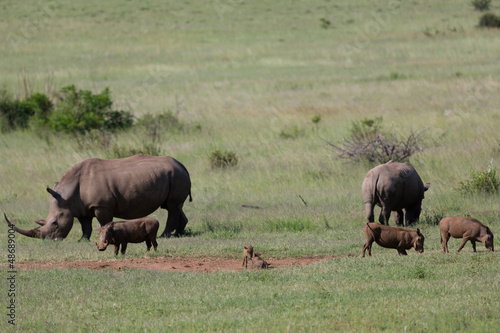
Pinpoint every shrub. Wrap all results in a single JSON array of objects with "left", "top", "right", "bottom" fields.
[
  {"left": 479, "top": 13, "right": 500, "bottom": 28},
  {"left": 350, "top": 117, "right": 383, "bottom": 141},
  {"left": 389, "top": 72, "right": 406, "bottom": 80},
  {"left": 104, "top": 110, "right": 134, "bottom": 131},
  {"left": 279, "top": 124, "right": 304, "bottom": 139},
  {"left": 472, "top": 0, "right": 491, "bottom": 11},
  {"left": 420, "top": 210, "right": 445, "bottom": 226},
  {"left": 49, "top": 85, "right": 133, "bottom": 133},
  {"left": 110, "top": 143, "right": 161, "bottom": 158},
  {"left": 458, "top": 161, "right": 499, "bottom": 195},
  {"left": 136, "top": 111, "right": 183, "bottom": 143},
  {"left": 210, "top": 149, "right": 238, "bottom": 168},
  {"left": 311, "top": 114, "right": 321, "bottom": 124},
  {"left": 200, "top": 219, "right": 242, "bottom": 238},
  {"left": 320, "top": 18, "right": 331, "bottom": 29},
  {"left": 327, "top": 117, "right": 426, "bottom": 164},
  {"left": 75, "top": 129, "right": 113, "bottom": 151},
  {"left": 0, "top": 89, "right": 43, "bottom": 131},
  {"left": 26, "top": 92, "right": 53, "bottom": 127},
  {"left": 407, "top": 264, "right": 431, "bottom": 279}
]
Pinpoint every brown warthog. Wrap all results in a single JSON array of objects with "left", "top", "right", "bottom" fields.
[
  {"left": 252, "top": 252, "right": 270, "bottom": 269},
  {"left": 242, "top": 244, "right": 254, "bottom": 268},
  {"left": 362, "top": 222, "right": 425, "bottom": 257},
  {"left": 96, "top": 217, "right": 159, "bottom": 255},
  {"left": 439, "top": 216, "right": 494, "bottom": 253}
]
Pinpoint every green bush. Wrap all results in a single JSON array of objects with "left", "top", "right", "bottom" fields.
[
  {"left": 420, "top": 210, "right": 445, "bottom": 226},
  {"left": 110, "top": 143, "right": 161, "bottom": 158},
  {"left": 279, "top": 124, "right": 304, "bottom": 139},
  {"left": 49, "top": 85, "right": 133, "bottom": 133},
  {"left": 350, "top": 117, "right": 383, "bottom": 141},
  {"left": 0, "top": 89, "right": 43, "bottom": 132},
  {"left": 479, "top": 13, "right": 500, "bottom": 28},
  {"left": 472, "top": 0, "right": 491, "bottom": 11},
  {"left": 320, "top": 18, "right": 331, "bottom": 29},
  {"left": 210, "top": 149, "right": 238, "bottom": 168},
  {"left": 458, "top": 162, "right": 499, "bottom": 195},
  {"left": 200, "top": 219, "right": 242, "bottom": 238},
  {"left": 26, "top": 92, "right": 53, "bottom": 126},
  {"left": 136, "top": 111, "right": 183, "bottom": 142},
  {"left": 311, "top": 114, "right": 321, "bottom": 124}
]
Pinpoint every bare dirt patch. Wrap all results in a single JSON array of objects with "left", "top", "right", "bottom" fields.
[{"left": 14, "top": 256, "right": 335, "bottom": 273}]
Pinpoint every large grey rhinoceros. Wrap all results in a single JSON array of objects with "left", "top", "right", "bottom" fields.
[
  {"left": 4, "top": 154, "right": 191, "bottom": 240},
  {"left": 362, "top": 160, "right": 429, "bottom": 226}
]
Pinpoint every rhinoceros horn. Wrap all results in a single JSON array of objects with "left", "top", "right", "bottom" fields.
[{"left": 4, "top": 213, "right": 42, "bottom": 238}]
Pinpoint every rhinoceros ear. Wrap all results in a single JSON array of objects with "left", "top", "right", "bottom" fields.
[
  {"left": 46, "top": 187, "right": 64, "bottom": 202},
  {"left": 34, "top": 219, "right": 46, "bottom": 226},
  {"left": 424, "top": 183, "right": 430, "bottom": 191}
]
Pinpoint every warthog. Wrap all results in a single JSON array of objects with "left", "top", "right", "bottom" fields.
[
  {"left": 362, "top": 222, "right": 425, "bottom": 257},
  {"left": 439, "top": 216, "right": 494, "bottom": 253},
  {"left": 252, "top": 252, "right": 270, "bottom": 269},
  {"left": 242, "top": 244, "right": 254, "bottom": 268},
  {"left": 96, "top": 218, "right": 159, "bottom": 255}
]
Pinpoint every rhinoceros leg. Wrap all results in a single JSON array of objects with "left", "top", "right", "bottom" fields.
[
  {"left": 77, "top": 217, "right": 93, "bottom": 241},
  {"left": 393, "top": 210, "right": 404, "bottom": 226},
  {"left": 120, "top": 243, "right": 127, "bottom": 255},
  {"left": 364, "top": 202, "right": 375, "bottom": 223},
  {"left": 378, "top": 206, "right": 392, "bottom": 225},
  {"left": 92, "top": 208, "right": 114, "bottom": 240},
  {"left": 175, "top": 209, "right": 188, "bottom": 237},
  {"left": 160, "top": 209, "right": 181, "bottom": 238}
]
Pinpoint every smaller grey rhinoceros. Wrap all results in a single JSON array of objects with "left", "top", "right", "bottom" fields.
[{"left": 362, "top": 160, "right": 429, "bottom": 226}]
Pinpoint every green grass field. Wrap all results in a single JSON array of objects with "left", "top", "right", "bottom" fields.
[{"left": 1, "top": 0, "right": 499, "bottom": 331}]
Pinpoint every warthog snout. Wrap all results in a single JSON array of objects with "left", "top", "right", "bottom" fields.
[{"left": 95, "top": 240, "right": 108, "bottom": 251}]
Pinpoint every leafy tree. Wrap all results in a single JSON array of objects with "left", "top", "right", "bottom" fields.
[{"left": 49, "top": 85, "right": 133, "bottom": 133}]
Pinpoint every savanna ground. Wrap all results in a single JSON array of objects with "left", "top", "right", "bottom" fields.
[{"left": 1, "top": 0, "right": 500, "bottom": 332}]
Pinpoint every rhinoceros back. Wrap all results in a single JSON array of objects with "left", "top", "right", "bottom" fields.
[{"left": 61, "top": 154, "right": 190, "bottom": 219}]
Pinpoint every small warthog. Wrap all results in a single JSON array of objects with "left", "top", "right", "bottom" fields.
[
  {"left": 439, "top": 216, "right": 494, "bottom": 253},
  {"left": 96, "top": 218, "right": 159, "bottom": 255},
  {"left": 242, "top": 244, "right": 254, "bottom": 268},
  {"left": 362, "top": 222, "right": 425, "bottom": 257},
  {"left": 252, "top": 252, "right": 270, "bottom": 269}
]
